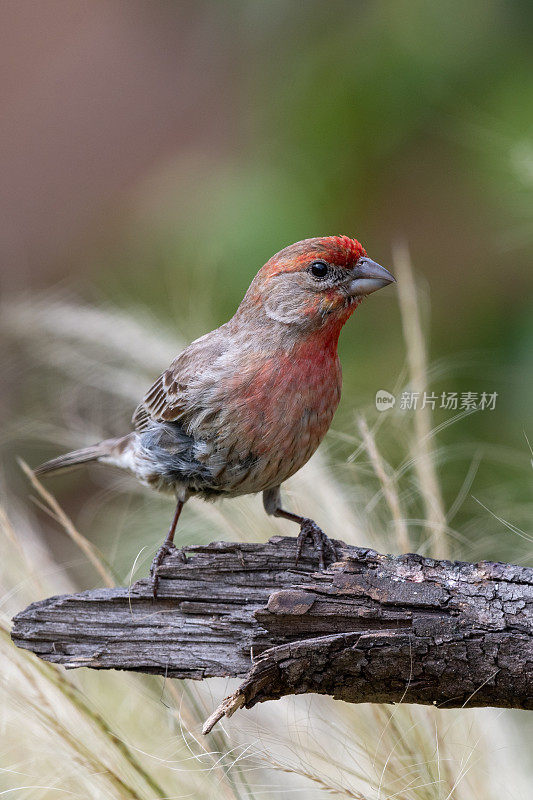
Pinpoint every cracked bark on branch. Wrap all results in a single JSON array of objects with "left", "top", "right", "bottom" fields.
[{"left": 11, "top": 537, "right": 533, "bottom": 733}]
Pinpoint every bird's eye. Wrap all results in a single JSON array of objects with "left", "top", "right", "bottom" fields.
[{"left": 309, "top": 260, "right": 329, "bottom": 279}]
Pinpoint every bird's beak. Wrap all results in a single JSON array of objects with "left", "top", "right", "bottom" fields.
[{"left": 347, "top": 257, "right": 396, "bottom": 296}]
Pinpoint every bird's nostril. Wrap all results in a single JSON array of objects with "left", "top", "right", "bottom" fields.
[{"left": 355, "top": 258, "right": 395, "bottom": 285}]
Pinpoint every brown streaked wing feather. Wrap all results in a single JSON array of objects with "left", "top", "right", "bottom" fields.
[
  {"left": 131, "top": 403, "right": 151, "bottom": 432},
  {"left": 132, "top": 369, "right": 185, "bottom": 431},
  {"left": 132, "top": 328, "right": 228, "bottom": 432}
]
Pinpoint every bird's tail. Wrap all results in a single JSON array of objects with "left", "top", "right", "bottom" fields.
[{"left": 34, "top": 435, "right": 134, "bottom": 477}]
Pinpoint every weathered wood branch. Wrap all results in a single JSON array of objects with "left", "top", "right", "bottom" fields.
[{"left": 11, "top": 537, "right": 533, "bottom": 732}]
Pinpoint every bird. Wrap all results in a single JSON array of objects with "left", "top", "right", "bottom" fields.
[{"left": 34, "top": 236, "right": 395, "bottom": 595}]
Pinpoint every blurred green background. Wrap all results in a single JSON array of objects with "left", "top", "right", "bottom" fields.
[{"left": 2, "top": 0, "right": 532, "bottom": 568}]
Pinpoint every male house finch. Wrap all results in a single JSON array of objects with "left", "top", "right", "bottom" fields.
[{"left": 35, "top": 236, "right": 395, "bottom": 594}]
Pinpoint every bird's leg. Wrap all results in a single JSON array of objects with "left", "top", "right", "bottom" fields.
[
  {"left": 150, "top": 499, "right": 185, "bottom": 598},
  {"left": 273, "top": 508, "right": 338, "bottom": 569},
  {"left": 263, "top": 488, "right": 337, "bottom": 569}
]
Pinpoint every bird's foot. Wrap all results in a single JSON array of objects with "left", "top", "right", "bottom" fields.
[
  {"left": 150, "top": 542, "right": 185, "bottom": 599},
  {"left": 295, "top": 519, "right": 338, "bottom": 570}
]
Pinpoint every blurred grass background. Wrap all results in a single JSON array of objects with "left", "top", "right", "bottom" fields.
[{"left": 1, "top": 1, "right": 532, "bottom": 797}]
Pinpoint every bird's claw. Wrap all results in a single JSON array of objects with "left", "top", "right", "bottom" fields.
[
  {"left": 295, "top": 518, "right": 338, "bottom": 570},
  {"left": 150, "top": 542, "right": 185, "bottom": 599}
]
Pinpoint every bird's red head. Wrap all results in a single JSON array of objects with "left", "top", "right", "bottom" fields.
[
  {"left": 235, "top": 236, "right": 395, "bottom": 346},
  {"left": 261, "top": 235, "right": 367, "bottom": 277}
]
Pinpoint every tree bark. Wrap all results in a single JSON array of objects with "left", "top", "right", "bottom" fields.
[{"left": 11, "top": 536, "right": 533, "bottom": 733}]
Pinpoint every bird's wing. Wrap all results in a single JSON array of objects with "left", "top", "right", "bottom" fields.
[{"left": 132, "top": 329, "right": 228, "bottom": 432}]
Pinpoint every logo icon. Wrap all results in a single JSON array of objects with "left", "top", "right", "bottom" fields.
[{"left": 375, "top": 390, "right": 395, "bottom": 412}]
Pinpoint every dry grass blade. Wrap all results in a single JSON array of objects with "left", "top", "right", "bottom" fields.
[
  {"left": 18, "top": 459, "right": 116, "bottom": 588},
  {"left": 12, "top": 638, "right": 166, "bottom": 798},
  {"left": 1, "top": 629, "right": 150, "bottom": 799},
  {"left": 393, "top": 242, "right": 449, "bottom": 559},
  {"left": 259, "top": 755, "right": 370, "bottom": 800},
  {"left": 0, "top": 505, "right": 46, "bottom": 595},
  {"left": 357, "top": 416, "right": 410, "bottom": 552}
]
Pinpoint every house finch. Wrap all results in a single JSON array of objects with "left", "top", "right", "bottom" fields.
[{"left": 35, "top": 236, "right": 395, "bottom": 595}]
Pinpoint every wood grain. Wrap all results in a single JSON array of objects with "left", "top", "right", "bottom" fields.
[{"left": 11, "top": 536, "right": 533, "bottom": 732}]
